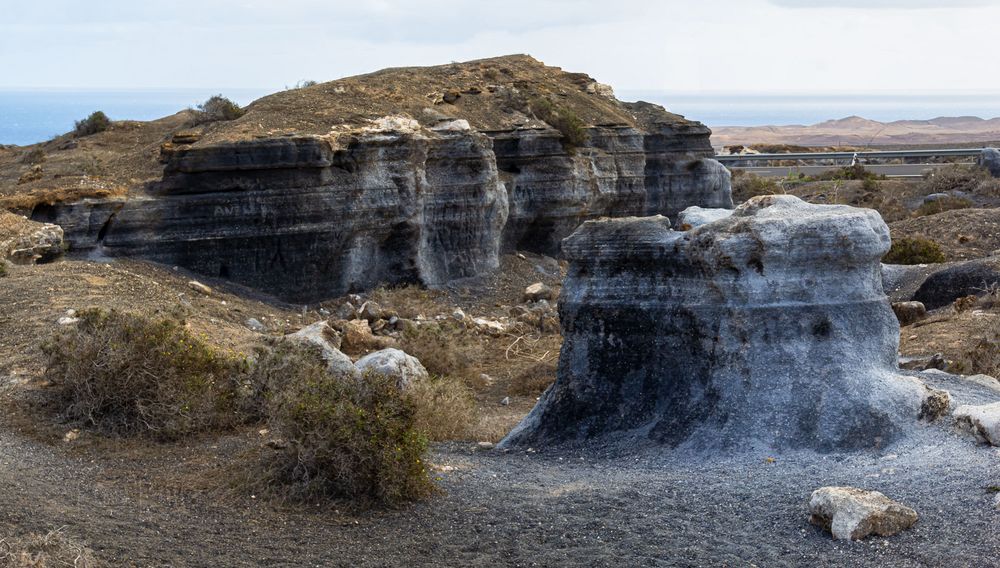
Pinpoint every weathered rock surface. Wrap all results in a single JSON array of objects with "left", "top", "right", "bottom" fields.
[
  {"left": 355, "top": 348, "right": 429, "bottom": 389},
  {"left": 523, "top": 282, "right": 555, "bottom": 303},
  {"left": 891, "top": 301, "right": 927, "bottom": 326},
  {"left": 0, "top": 211, "right": 64, "bottom": 264},
  {"left": 501, "top": 195, "right": 926, "bottom": 451},
  {"left": 31, "top": 57, "right": 732, "bottom": 302},
  {"left": 677, "top": 206, "right": 734, "bottom": 228},
  {"left": 980, "top": 148, "right": 1000, "bottom": 177},
  {"left": 912, "top": 256, "right": 1000, "bottom": 309},
  {"left": 954, "top": 402, "right": 1000, "bottom": 445},
  {"left": 808, "top": 487, "right": 918, "bottom": 541}
]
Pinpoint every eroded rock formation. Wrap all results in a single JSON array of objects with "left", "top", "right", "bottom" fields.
[{"left": 501, "top": 195, "right": 927, "bottom": 452}]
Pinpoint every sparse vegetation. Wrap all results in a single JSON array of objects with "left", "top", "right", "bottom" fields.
[
  {"left": 19, "top": 148, "right": 45, "bottom": 165},
  {"left": 397, "top": 323, "right": 482, "bottom": 384},
  {"left": 192, "top": 95, "right": 245, "bottom": 124},
  {"left": 250, "top": 341, "right": 432, "bottom": 505},
  {"left": 42, "top": 308, "right": 243, "bottom": 440},
  {"left": 529, "top": 97, "right": 587, "bottom": 148},
  {"left": 950, "top": 331, "right": 1000, "bottom": 378},
  {"left": 407, "top": 375, "right": 478, "bottom": 441},
  {"left": 508, "top": 359, "right": 557, "bottom": 396},
  {"left": 0, "top": 261, "right": 7, "bottom": 278},
  {"left": 816, "top": 163, "right": 885, "bottom": 182},
  {"left": 915, "top": 195, "right": 975, "bottom": 217},
  {"left": 0, "top": 529, "right": 102, "bottom": 568},
  {"left": 920, "top": 164, "right": 1000, "bottom": 198},
  {"left": 289, "top": 80, "right": 318, "bottom": 89},
  {"left": 73, "top": 111, "right": 111, "bottom": 137},
  {"left": 883, "top": 236, "right": 947, "bottom": 265},
  {"left": 730, "top": 170, "right": 784, "bottom": 202}
]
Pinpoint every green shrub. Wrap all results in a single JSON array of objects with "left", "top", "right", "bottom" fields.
[
  {"left": 193, "top": 95, "right": 245, "bottom": 123},
  {"left": 883, "top": 236, "right": 947, "bottom": 264},
  {"left": 251, "top": 341, "right": 433, "bottom": 505},
  {"left": 42, "top": 309, "right": 242, "bottom": 440},
  {"left": 530, "top": 97, "right": 587, "bottom": 148},
  {"left": 730, "top": 170, "right": 784, "bottom": 202},
  {"left": 289, "top": 79, "right": 318, "bottom": 89},
  {"left": 915, "top": 195, "right": 974, "bottom": 217},
  {"left": 73, "top": 111, "right": 111, "bottom": 137},
  {"left": 817, "top": 163, "right": 884, "bottom": 182}
]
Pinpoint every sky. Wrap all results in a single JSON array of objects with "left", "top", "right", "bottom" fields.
[{"left": 2, "top": 0, "right": 999, "bottom": 93}]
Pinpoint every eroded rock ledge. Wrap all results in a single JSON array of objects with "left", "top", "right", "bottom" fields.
[{"left": 501, "top": 195, "right": 926, "bottom": 452}]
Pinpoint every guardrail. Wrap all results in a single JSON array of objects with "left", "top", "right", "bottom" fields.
[{"left": 714, "top": 148, "right": 987, "bottom": 163}]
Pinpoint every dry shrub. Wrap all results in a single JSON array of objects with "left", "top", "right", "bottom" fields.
[
  {"left": 950, "top": 332, "right": 1000, "bottom": 378},
  {"left": 192, "top": 95, "right": 245, "bottom": 124},
  {"left": 369, "top": 285, "right": 448, "bottom": 319},
  {"left": 407, "top": 376, "right": 478, "bottom": 441},
  {"left": 883, "top": 236, "right": 947, "bottom": 265},
  {"left": 731, "top": 171, "right": 783, "bottom": 202},
  {"left": 0, "top": 529, "right": 102, "bottom": 568},
  {"left": 397, "top": 323, "right": 482, "bottom": 384},
  {"left": 251, "top": 341, "right": 432, "bottom": 505},
  {"left": 508, "top": 359, "right": 557, "bottom": 396},
  {"left": 529, "top": 97, "right": 587, "bottom": 148},
  {"left": 915, "top": 195, "right": 975, "bottom": 217},
  {"left": 921, "top": 164, "right": 1000, "bottom": 198},
  {"left": 42, "top": 308, "right": 243, "bottom": 440},
  {"left": 73, "top": 111, "right": 111, "bottom": 137},
  {"left": 0, "top": 261, "right": 7, "bottom": 278}
]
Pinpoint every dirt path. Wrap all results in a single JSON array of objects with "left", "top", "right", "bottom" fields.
[{"left": 2, "top": 376, "right": 999, "bottom": 567}]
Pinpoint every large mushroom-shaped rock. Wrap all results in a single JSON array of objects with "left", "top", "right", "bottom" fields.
[
  {"left": 501, "top": 195, "right": 926, "bottom": 451},
  {"left": 809, "top": 487, "right": 918, "bottom": 541},
  {"left": 355, "top": 348, "right": 429, "bottom": 389}
]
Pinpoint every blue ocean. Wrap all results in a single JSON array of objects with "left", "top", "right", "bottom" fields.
[{"left": 3, "top": 90, "right": 1000, "bottom": 146}]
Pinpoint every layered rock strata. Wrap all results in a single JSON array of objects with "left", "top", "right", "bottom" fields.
[
  {"left": 501, "top": 195, "right": 926, "bottom": 451},
  {"left": 44, "top": 120, "right": 730, "bottom": 302}
]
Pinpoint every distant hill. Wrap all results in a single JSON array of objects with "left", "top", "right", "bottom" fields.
[{"left": 712, "top": 115, "right": 1000, "bottom": 147}]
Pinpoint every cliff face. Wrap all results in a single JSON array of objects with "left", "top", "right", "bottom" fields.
[
  {"left": 26, "top": 56, "right": 732, "bottom": 302},
  {"left": 501, "top": 196, "right": 928, "bottom": 452}
]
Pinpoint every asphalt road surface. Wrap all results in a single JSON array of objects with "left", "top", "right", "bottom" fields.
[{"left": 732, "top": 164, "right": 940, "bottom": 178}]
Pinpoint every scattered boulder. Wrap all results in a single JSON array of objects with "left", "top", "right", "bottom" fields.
[
  {"left": 1, "top": 212, "right": 64, "bottom": 265},
  {"left": 809, "top": 487, "right": 918, "bottom": 541},
  {"left": 355, "top": 348, "right": 429, "bottom": 389},
  {"left": 286, "top": 321, "right": 357, "bottom": 377},
  {"left": 912, "top": 256, "right": 1000, "bottom": 310},
  {"left": 358, "top": 300, "right": 383, "bottom": 323},
  {"left": 891, "top": 301, "right": 926, "bottom": 326},
  {"left": 187, "top": 280, "right": 213, "bottom": 296},
  {"left": 954, "top": 402, "right": 1000, "bottom": 445},
  {"left": 337, "top": 319, "right": 394, "bottom": 352},
  {"left": 918, "top": 387, "right": 952, "bottom": 421},
  {"left": 501, "top": 196, "right": 926, "bottom": 451},
  {"left": 523, "top": 282, "right": 554, "bottom": 303},
  {"left": 899, "top": 353, "right": 947, "bottom": 372},
  {"left": 245, "top": 318, "right": 266, "bottom": 332},
  {"left": 979, "top": 148, "right": 1000, "bottom": 177},
  {"left": 334, "top": 301, "right": 357, "bottom": 321},
  {"left": 451, "top": 308, "right": 467, "bottom": 322},
  {"left": 442, "top": 91, "right": 461, "bottom": 104}
]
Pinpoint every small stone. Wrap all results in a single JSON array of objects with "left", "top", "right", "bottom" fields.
[
  {"left": 451, "top": 308, "right": 467, "bottom": 322},
  {"left": 500, "top": 396, "right": 510, "bottom": 406},
  {"left": 65, "top": 309, "right": 77, "bottom": 317},
  {"left": 891, "top": 301, "right": 927, "bottom": 326},
  {"left": 358, "top": 301, "right": 383, "bottom": 323},
  {"left": 245, "top": 318, "right": 265, "bottom": 332},
  {"left": 809, "top": 486, "right": 918, "bottom": 540},
  {"left": 187, "top": 280, "right": 213, "bottom": 295},
  {"left": 477, "top": 442, "right": 495, "bottom": 450},
  {"left": 954, "top": 402, "right": 1000, "bottom": 445},
  {"left": 318, "top": 307, "right": 331, "bottom": 317},
  {"left": 57, "top": 316, "right": 80, "bottom": 325},
  {"left": 334, "top": 302, "right": 357, "bottom": 321},
  {"left": 523, "top": 282, "right": 554, "bottom": 303},
  {"left": 918, "top": 387, "right": 951, "bottom": 421},
  {"left": 442, "top": 91, "right": 461, "bottom": 104},
  {"left": 63, "top": 429, "right": 80, "bottom": 442}
]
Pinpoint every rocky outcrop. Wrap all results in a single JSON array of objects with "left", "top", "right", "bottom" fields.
[
  {"left": 355, "top": 348, "right": 429, "bottom": 389},
  {"left": 501, "top": 195, "right": 926, "bottom": 451},
  {"left": 0, "top": 211, "right": 64, "bottom": 264},
  {"left": 954, "top": 402, "right": 1000, "bottom": 445},
  {"left": 809, "top": 487, "right": 918, "bottom": 541},
  {"left": 980, "top": 148, "right": 1000, "bottom": 177}
]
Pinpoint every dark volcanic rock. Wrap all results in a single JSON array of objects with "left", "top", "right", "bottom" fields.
[
  {"left": 980, "top": 148, "right": 1000, "bottom": 177},
  {"left": 912, "top": 256, "right": 1000, "bottom": 310},
  {"left": 501, "top": 195, "right": 925, "bottom": 452}
]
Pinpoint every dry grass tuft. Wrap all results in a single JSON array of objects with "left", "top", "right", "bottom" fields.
[
  {"left": 0, "top": 529, "right": 102, "bottom": 568},
  {"left": 408, "top": 376, "right": 478, "bottom": 441},
  {"left": 397, "top": 323, "right": 483, "bottom": 385}
]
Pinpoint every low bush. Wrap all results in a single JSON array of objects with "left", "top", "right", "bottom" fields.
[
  {"left": 921, "top": 164, "right": 1000, "bottom": 197},
  {"left": 192, "top": 95, "right": 245, "bottom": 124},
  {"left": 530, "top": 97, "right": 587, "bottom": 148},
  {"left": 42, "top": 309, "right": 242, "bottom": 440},
  {"left": 397, "top": 323, "right": 482, "bottom": 383},
  {"left": 730, "top": 170, "right": 784, "bottom": 202},
  {"left": 73, "top": 111, "right": 111, "bottom": 137},
  {"left": 915, "top": 195, "right": 975, "bottom": 217},
  {"left": 0, "top": 529, "right": 102, "bottom": 568},
  {"left": 289, "top": 79, "right": 318, "bottom": 89},
  {"left": 252, "top": 341, "right": 433, "bottom": 505},
  {"left": 816, "top": 163, "right": 884, "bottom": 182},
  {"left": 882, "top": 236, "right": 947, "bottom": 265},
  {"left": 19, "top": 147, "right": 45, "bottom": 165},
  {"left": 950, "top": 332, "right": 1000, "bottom": 378},
  {"left": 407, "top": 375, "right": 478, "bottom": 441}
]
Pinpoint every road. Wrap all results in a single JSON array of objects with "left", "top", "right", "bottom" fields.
[{"left": 730, "top": 163, "right": 942, "bottom": 178}]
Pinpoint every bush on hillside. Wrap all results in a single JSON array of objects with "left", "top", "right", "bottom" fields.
[
  {"left": 920, "top": 164, "right": 1000, "bottom": 198},
  {"left": 249, "top": 341, "right": 433, "bottom": 505},
  {"left": 530, "top": 97, "right": 587, "bottom": 148},
  {"left": 42, "top": 308, "right": 242, "bottom": 439},
  {"left": 73, "top": 111, "right": 111, "bottom": 137},
  {"left": 915, "top": 195, "right": 974, "bottom": 217},
  {"left": 193, "top": 95, "right": 245, "bottom": 123},
  {"left": 882, "top": 236, "right": 947, "bottom": 265},
  {"left": 730, "top": 170, "right": 784, "bottom": 202}
]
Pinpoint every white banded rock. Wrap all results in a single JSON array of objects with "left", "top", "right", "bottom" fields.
[
  {"left": 809, "top": 487, "right": 918, "bottom": 541},
  {"left": 501, "top": 195, "right": 926, "bottom": 451},
  {"left": 954, "top": 402, "right": 1000, "bottom": 445},
  {"left": 677, "top": 206, "right": 734, "bottom": 228}
]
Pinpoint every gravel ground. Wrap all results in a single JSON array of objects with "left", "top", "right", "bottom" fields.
[{"left": 1, "top": 370, "right": 998, "bottom": 567}]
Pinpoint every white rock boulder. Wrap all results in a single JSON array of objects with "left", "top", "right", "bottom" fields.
[
  {"left": 677, "top": 206, "right": 734, "bottom": 228},
  {"left": 809, "top": 486, "right": 918, "bottom": 541},
  {"left": 355, "top": 348, "right": 429, "bottom": 389},
  {"left": 954, "top": 402, "right": 1000, "bottom": 445},
  {"left": 287, "top": 321, "right": 357, "bottom": 377}
]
